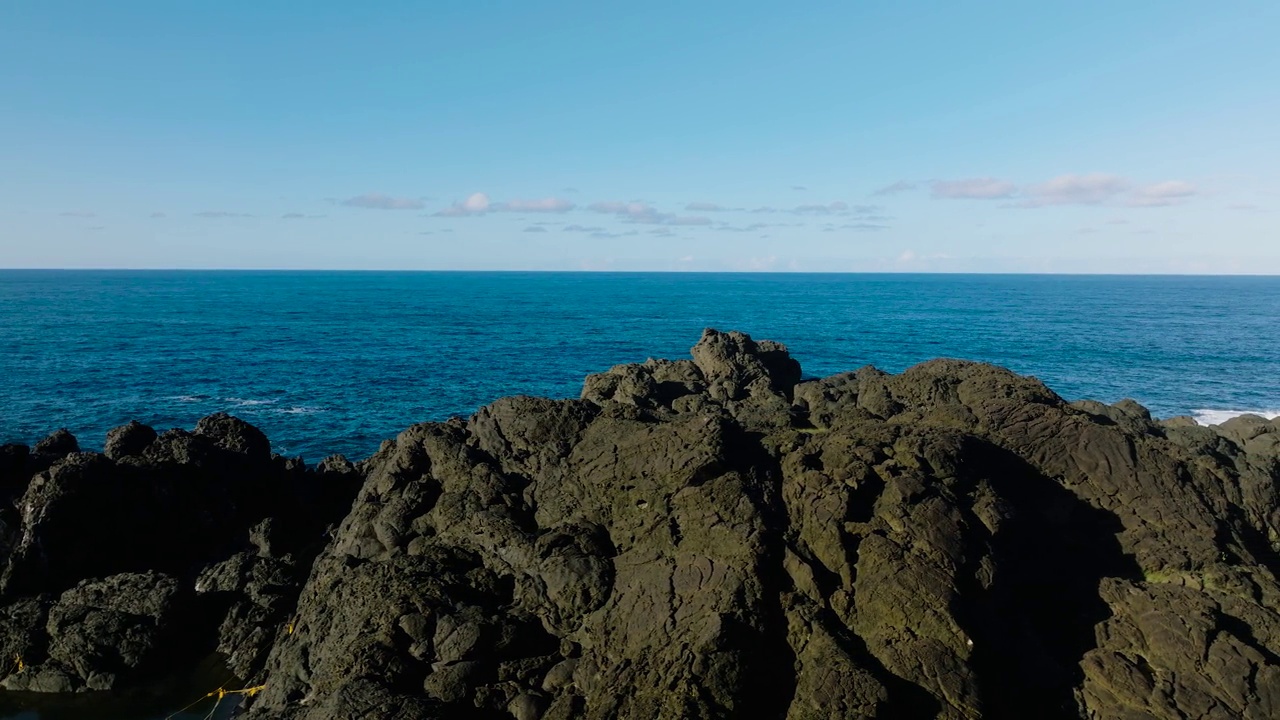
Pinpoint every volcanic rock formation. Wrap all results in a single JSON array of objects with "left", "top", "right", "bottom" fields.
[
  {"left": 0, "top": 329, "right": 1278, "bottom": 719},
  {"left": 0, "top": 415, "right": 361, "bottom": 693}
]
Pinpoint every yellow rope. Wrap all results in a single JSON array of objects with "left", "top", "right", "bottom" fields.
[
  {"left": 7, "top": 639, "right": 267, "bottom": 718},
  {"left": 165, "top": 684, "right": 266, "bottom": 720},
  {"left": 162, "top": 619, "right": 284, "bottom": 718}
]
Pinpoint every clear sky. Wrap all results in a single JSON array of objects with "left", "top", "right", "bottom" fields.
[{"left": 1, "top": 1, "right": 1277, "bottom": 272}]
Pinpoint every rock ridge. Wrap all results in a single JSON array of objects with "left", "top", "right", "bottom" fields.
[{"left": 0, "top": 329, "right": 1275, "bottom": 719}]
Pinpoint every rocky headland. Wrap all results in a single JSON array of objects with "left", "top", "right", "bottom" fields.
[{"left": 0, "top": 329, "right": 1277, "bottom": 719}]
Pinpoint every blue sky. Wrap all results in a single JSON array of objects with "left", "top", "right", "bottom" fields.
[{"left": 1, "top": 1, "right": 1277, "bottom": 271}]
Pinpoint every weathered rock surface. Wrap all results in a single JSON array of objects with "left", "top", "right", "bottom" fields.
[
  {"left": 103, "top": 420, "right": 158, "bottom": 460},
  {"left": 0, "top": 572, "right": 193, "bottom": 693},
  {"left": 2, "top": 329, "right": 1278, "bottom": 719},
  {"left": 0, "top": 415, "right": 362, "bottom": 693},
  {"left": 233, "top": 329, "right": 1278, "bottom": 719}
]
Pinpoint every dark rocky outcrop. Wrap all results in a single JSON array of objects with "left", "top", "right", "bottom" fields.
[
  {"left": 33, "top": 429, "right": 79, "bottom": 457},
  {"left": 239, "top": 330, "right": 1280, "bottom": 719},
  {"left": 1, "top": 329, "right": 1278, "bottom": 719},
  {"left": 0, "top": 572, "right": 195, "bottom": 693},
  {"left": 0, "top": 417, "right": 362, "bottom": 694},
  {"left": 103, "top": 420, "right": 158, "bottom": 460}
]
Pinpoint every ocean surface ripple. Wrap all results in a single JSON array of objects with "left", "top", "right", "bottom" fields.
[{"left": 2, "top": 271, "right": 1278, "bottom": 461}]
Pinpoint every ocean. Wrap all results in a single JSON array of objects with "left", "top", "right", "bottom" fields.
[{"left": 2, "top": 271, "right": 1279, "bottom": 462}]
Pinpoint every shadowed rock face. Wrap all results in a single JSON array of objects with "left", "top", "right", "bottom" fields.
[
  {"left": 0, "top": 414, "right": 363, "bottom": 693},
  {"left": 1, "top": 329, "right": 1278, "bottom": 719},
  {"left": 237, "top": 329, "right": 1278, "bottom": 720}
]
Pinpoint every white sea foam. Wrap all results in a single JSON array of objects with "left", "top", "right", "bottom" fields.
[
  {"left": 1191, "top": 408, "right": 1280, "bottom": 426},
  {"left": 165, "top": 395, "right": 208, "bottom": 403},
  {"left": 225, "top": 397, "right": 278, "bottom": 407},
  {"left": 276, "top": 406, "right": 324, "bottom": 415}
]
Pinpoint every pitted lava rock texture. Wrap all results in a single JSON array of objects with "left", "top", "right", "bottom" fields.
[
  {"left": 239, "top": 330, "right": 1279, "bottom": 719},
  {"left": 2, "top": 330, "right": 1278, "bottom": 719},
  {"left": 0, "top": 414, "right": 362, "bottom": 693}
]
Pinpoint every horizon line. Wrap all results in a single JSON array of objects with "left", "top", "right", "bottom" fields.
[{"left": 2, "top": 267, "right": 1280, "bottom": 278}]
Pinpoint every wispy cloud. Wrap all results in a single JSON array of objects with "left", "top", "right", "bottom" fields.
[
  {"left": 195, "top": 211, "right": 253, "bottom": 218},
  {"left": 739, "top": 256, "right": 781, "bottom": 271},
  {"left": 872, "top": 181, "right": 917, "bottom": 196},
  {"left": 820, "top": 221, "right": 889, "bottom": 232},
  {"left": 589, "top": 200, "right": 709, "bottom": 226},
  {"left": 342, "top": 193, "right": 425, "bottom": 210},
  {"left": 931, "top": 178, "right": 1018, "bottom": 200},
  {"left": 434, "top": 193, "right": 575, "bottom": 216},
  {"left": 716, "top": 223, "right": 770, "bottom": 233},
  {"left": 1228, "top": 203, "right": 1259, "bottom": 211},
  {"left": 714, "top": 221, "right": 805, "bottom": 233},
  {"left": 790, "top": 185, "right": 808, "bottom": 191},
  {"left": 435, "top": 192, "right": 491, "bottom": 217},
  {"left": 588, "top": 201, "right": 653, "bottom": 217},
  {"left": 149, "top": 212, "right": 166, "bottom": 218},
  {"left": 1017, "top": 173, "right": 1130, "bottom": 207},
  {"left": 685, "top": 202, "right": 738, "bottom": 212},
  {"left": 1128, "top": 181, "right": 1197, "bottom": 207},
  {"left": 792, "top": 201, "right": 849, "bottom": 215},
  {"left": 282, "top": 213, "right": 326, "bottom": 219},
  {"left": 787, "top": 201, "right": 880, "bottom": 216},
  {"left": 935, "top": 173, "right": 1198, "bottom": 208},
  {"left": 523, "top": 225, "right": 548, "bottom": 233},
  {"left": 563, "top": 224, "right": 605, "bottom": 233},
  {"left": 59, "top": 211, "right": 95, "bottom": 218},
  {"left": 492, "top": 197, "right": 575, "bottom": 213},
  {"left": 895, "top": 250, "right": 953, "bottom": 265}
]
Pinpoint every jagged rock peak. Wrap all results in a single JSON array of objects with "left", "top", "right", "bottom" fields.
[
  {"left": 194, "top": 412, "right": 272, "bottom": 459},
  {"left": 104, "top": 420, "right": 158, "bottom": 460},
  {"left": 32, "top": 429, "right": 78, "bottom": 456},
  {"left": 580, "top": 328, "right": 803, "bottom": 430},
  {"left": 688, "top": 328, "right": 803, "bottom": 399}
]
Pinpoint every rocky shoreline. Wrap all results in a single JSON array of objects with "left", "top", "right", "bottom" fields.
[{"left": 1, "top": 329, "right": 1277, "bottom": 719}]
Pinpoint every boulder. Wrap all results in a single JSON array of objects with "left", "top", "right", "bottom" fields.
[
  {"left": 103, "top": 420, "right": 157, "bottom": 460},
  {"left": 0, "top": 414, "right": 363, "bottom": 694},
  {"left": 1, "top": 572, "right": 195, "bottom": 693},
  {"left": 194, "top": 412, "right": 272, "bottom": 460},
  {"left": 33, "top": 429, "right": 78, "bottom": 456}
]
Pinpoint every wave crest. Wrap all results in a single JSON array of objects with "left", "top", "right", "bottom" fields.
[{"left": 1191, "top": 408, "right": 1280, "bottom": 426}]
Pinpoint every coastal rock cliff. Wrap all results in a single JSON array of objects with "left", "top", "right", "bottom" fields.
[
  {"left": 248, "top": 330, "right": 1280, "bottom": 719},
  {"left": 1, "top": 329, "right": 1278, "bottom": 719},
  {"left": 0, "top": 415, "right": 360, "bottom": 693}
]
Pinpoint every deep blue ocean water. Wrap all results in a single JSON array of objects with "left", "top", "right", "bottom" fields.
[{"left": 2, "top": 271, "right": 1279, "bottom": 463}]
